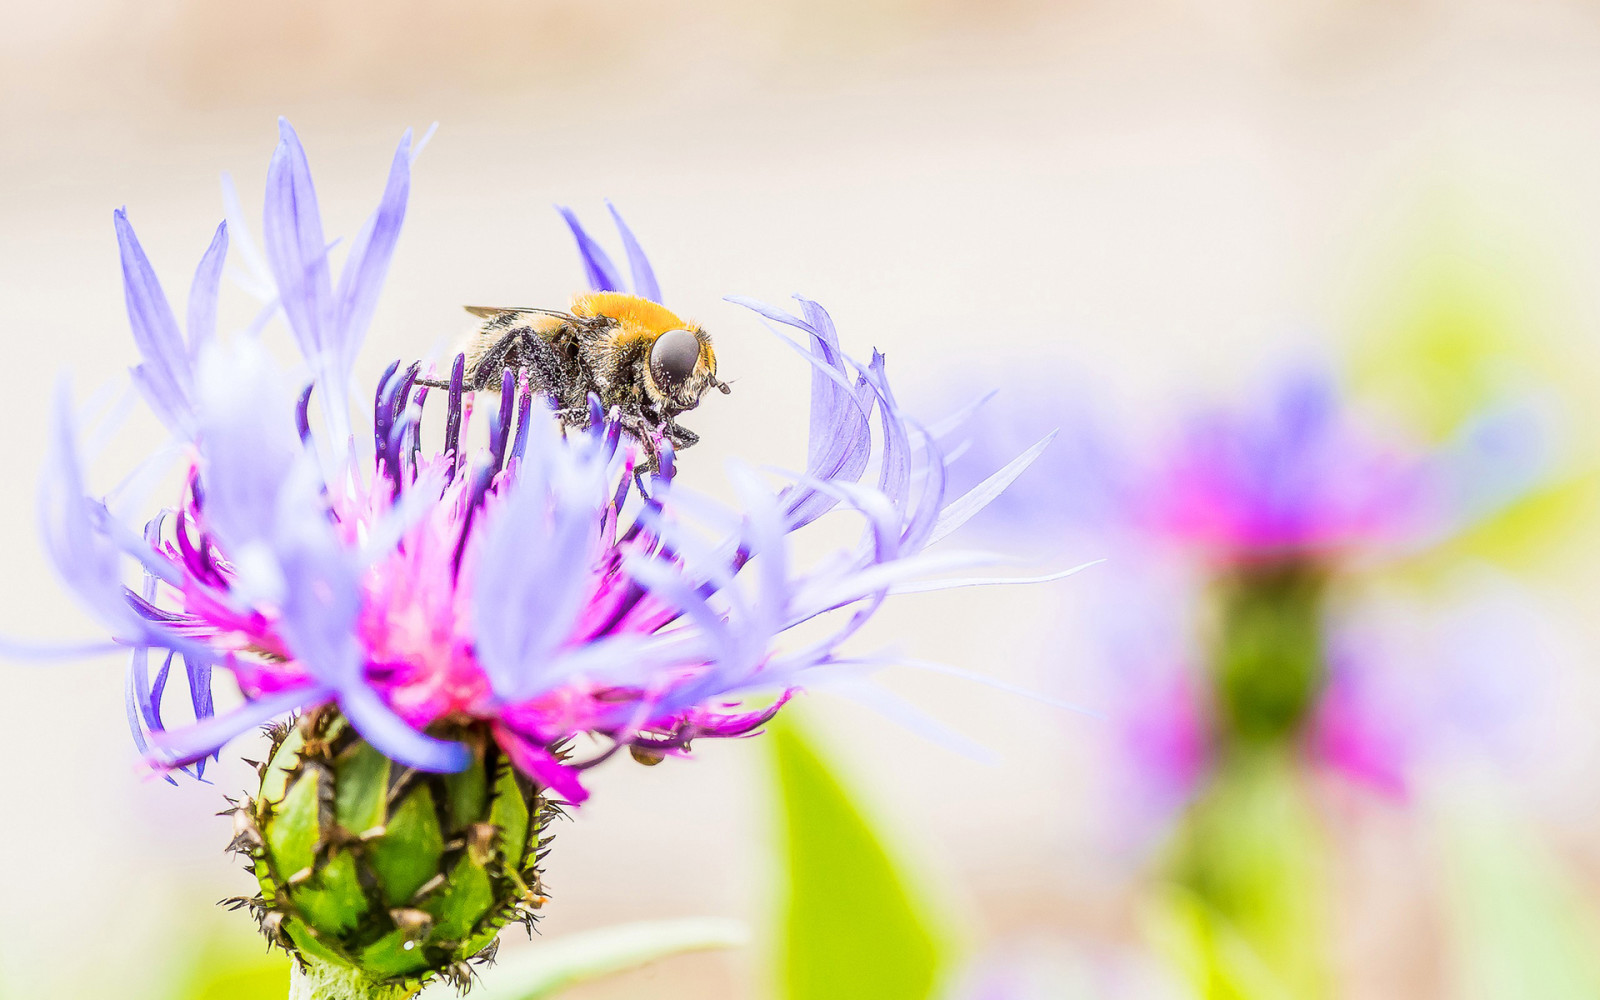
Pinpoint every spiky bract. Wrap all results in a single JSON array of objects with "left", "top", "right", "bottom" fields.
[{"left": 227, "top": 711, "right": 555, "bottom": 990}]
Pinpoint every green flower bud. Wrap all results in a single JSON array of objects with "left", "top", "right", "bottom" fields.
[{"left": 226, "top": 708, "right": 555, "bottom": 993}]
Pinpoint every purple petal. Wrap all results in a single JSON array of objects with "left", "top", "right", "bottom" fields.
[
  {"left": 726, "top": 465, "right": 790, "bottom": 636},
  {"left": 272, "top": 522, "right": 364, "bottom": 688},
  {"left": 0, "top": 637, "right": 123, "bottom": 660},
  {"left": 220, "top": 171, "right": 276, "bottom": 300},
  {"left": 127, "top": 645, "right": 161, "bottom": 734},
  {"left": 474, "top": 433, "right": 605, "bottom": 700},
  {"left": 91, "top": 502, "right": 182, "bottom": 588},
  {"left": 927, "top": 389, "right": 997, "bottom": 441},
  {"left": 557, "top": 206, "right": 623, "bottom": 292},
  {"left": 899, "top": 422, "right": 946, "bottom": 551},
  {"left": 509, "top": 379, "right": 534, "bottom": 464},
  {"left": 194, "top": 340, "right": 304, "bottom": 561},
  {"left": 794, "top": 301, "right": 875, "bottom": 515},
  {"left": 185, "top": 654, "right": 214, "bottom": 726},
  {"left": 186, "top": 221, "right": 228, "bottom": 360},
  {"left": 824, "top": 676, "right": 1002, "bottom": 765},
  {"left": 115, "top": 208, "right": 192, "bottom": 434},
  {"left": 263, "top": 118, "right": 334, "bottom": 369},
  {"left": 339, "top": 683, "right": 470, "bottom": 773},
  {"left": 123, "top": 651, "right": 178, "bottom": 785},
  {"left": 40, "top": 384, "right": 144, "bottom": 637},
  {"left": 624, "top": 556, "right": 737, "bottom": 668},
  {"left": 332, "top": 130, "right": 413, "bottom": 379},
  {"left": 605, "top": 202, "right": 660, "bottom": 302},
  {"left": 728, "top": 295, "right": 876, "bottom": 527},
  {"left": 149, "top": 683, "right": 325, "bottom": 765},
  {"left": 866, "top": 352, "right": 911, "bottom": 511},
  {"left": 889, "top": 559, "right": 1102, "bottom": 595},
  {"left": 929, "top": 431, "right": 1058, "bottom": 545}
]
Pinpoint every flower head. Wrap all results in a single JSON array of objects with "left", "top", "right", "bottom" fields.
[
  {"left": 36, "top": 120, "right": 1050, "bottom": 805},
  {"left": 950, "top": 360, "right": 1545, "bottom": 820},
  {"left": 1144, "top": 372, "right": 1440, "bottom": 565}
]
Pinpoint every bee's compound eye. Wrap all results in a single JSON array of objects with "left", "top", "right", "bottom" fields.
[{"left": 649, "top": 329, "right": 701, "bottom": 392}]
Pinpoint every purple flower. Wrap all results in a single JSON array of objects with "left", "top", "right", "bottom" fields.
[
  {"left": 26, "top": 120, "right": 1053, "bottom": 803},
  {"left": 1145, "top": 372, "right": 1440, "bottom": 565},
  {"left": 954, "top": 363, "right": 1547, "bottom": 814},
  {"left": 956, "top": 367, "right": 1543, "bottom": 566}
]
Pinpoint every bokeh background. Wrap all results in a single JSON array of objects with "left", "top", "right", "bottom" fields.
[{"left": 7, "top": 2, "right": 1600, "bottom": 998}]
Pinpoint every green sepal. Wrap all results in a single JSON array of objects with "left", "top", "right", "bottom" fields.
[
  {"left": 425, "top": 856, "right": 496, "bottom": 941},
  {"left": 369, "top": 786, "right": 444, "bottom": 907},
  {"left": 355, "top": 930, "right": 435, "bottom": 981},
  {"left": 294, "top": 850, "right": 368, "bottom": 937},
  {"left": 335, "top": 742, "right": 391, "bottom": 835},
  {"left": 490, "top": 766, "right": 531, "bottom": 864},
  {"left": 267, "top": 765, "right": 323, "bottom": 879},
  {"left": 443, "top": 751, "right": 489, "bottom": 829}
]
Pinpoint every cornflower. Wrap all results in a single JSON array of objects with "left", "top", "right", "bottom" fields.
[{"left": 25, "top": 120, "right": 1059, "bottom": 993}]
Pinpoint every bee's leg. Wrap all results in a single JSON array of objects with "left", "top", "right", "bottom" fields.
[
  {"left": 632, "top": 464, "right": 652, "bottom": 500},
  {"left": 516, "top": 331, "right": 577, "bottom": 403},
  {"left": 464, "top": 331, "right": 522, "bottom": 391},
  {"left": 660, "top": 417, "right": 699, "bottom": 451}
]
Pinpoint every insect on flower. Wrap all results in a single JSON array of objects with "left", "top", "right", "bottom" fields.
[
  {"left": 25, "top": 118, "right": 1072, "bottom": 803},
  {"left": 425, "top": 210, "right": 729, "bottom": 462}
]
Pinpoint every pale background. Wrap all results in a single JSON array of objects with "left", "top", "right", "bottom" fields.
[{"left": 5, "top": 2, "right": 1600, "bottom": 998}]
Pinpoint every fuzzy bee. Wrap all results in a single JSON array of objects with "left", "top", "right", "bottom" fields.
[
  {"left": 426, "top": 291, "right": 728, "bottom": 457},
  {"left": 422, "top": 206, "right": 728, "bottom": 462}
]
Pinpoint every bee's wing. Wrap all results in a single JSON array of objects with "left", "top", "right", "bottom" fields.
[{"left": 464, "top": 305, "right": 580, "bottom": 321}]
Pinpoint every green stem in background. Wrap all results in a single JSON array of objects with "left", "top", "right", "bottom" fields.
[
  {"left": 1163, "top": 747, "right": 1327, "bottom": 1000},
  {"left": 1212, "top": 561, "right": 1327, "bottom": 749},
  {"left": 1155, "top": 558, "right": 1333, "bottom": 999}
]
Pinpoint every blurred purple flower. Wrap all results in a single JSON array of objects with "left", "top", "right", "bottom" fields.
[
  {"left": 24, "top": 120, "right": 1053, "bottom": 802},
  {"left": 1145, "top": 372, "right": 1439, "bottom": 565},
  {"left": 953, "top": 362, "right": 1546, "bottom": 812},
  {"left": 951, "top": 365, "right": 1542, "bottom": 565}
]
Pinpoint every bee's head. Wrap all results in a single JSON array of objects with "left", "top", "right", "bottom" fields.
[{"left": 646, "top": 327, "right": 726, "bottom": 412}]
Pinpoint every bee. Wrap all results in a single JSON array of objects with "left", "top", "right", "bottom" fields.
[{"left": 424, "top": 291, "right": 728, "bottom": 458}]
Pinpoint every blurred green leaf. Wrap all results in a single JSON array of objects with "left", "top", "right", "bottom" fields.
[
  {"left": 1420, "top": 470, "right": 1600, "bottom": 576},
  {"left": 770, "top": 716, "right": 946, "bottom": 1000},
  {"left": 169, "top": 923, "right": 290, "bottom": 1000},
  {"left": 467, "top": 918, "right": 749, "bottom": 1000},
  {"left": 1438, "top": 800, "right": 1600, "bottom": 1000},
  {"left": 1147, "top": 886, "right": 1291, "bottom": 1000},
  {"left": 1344, "top": 191, "right": 1580, "bottom": 439},
  {"left": 1342, "top": 192, "right": 1600, "bottom": 572}
]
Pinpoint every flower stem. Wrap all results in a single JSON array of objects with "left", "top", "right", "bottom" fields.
[{"left": 288, "top": 960, "right": 420, "bottom": 1000}]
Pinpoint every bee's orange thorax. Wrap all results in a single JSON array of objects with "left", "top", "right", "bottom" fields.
[{"left": 571, "top": 292, "right": 693, "bottom": 338}]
